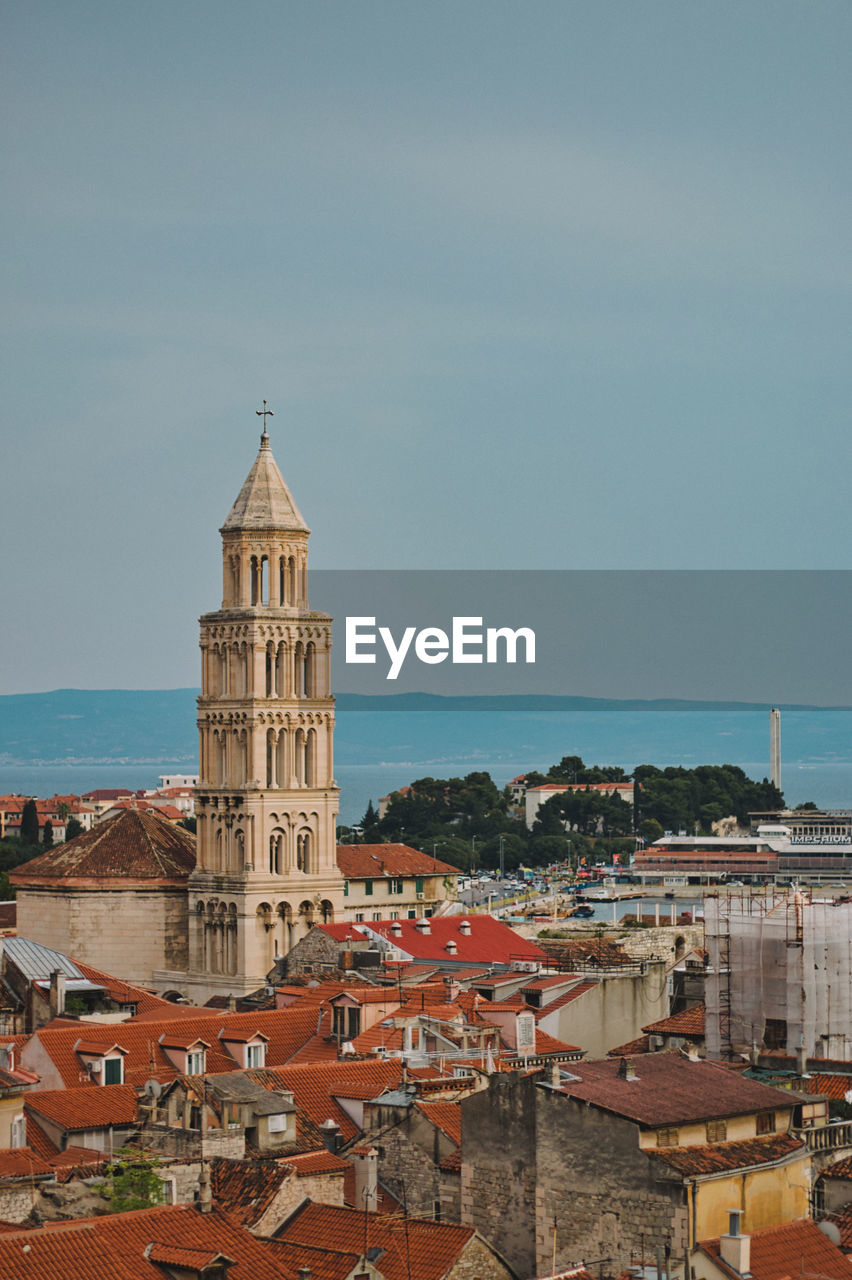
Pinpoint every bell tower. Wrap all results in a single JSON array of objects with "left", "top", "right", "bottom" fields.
[{"left": 181, "top": 410, "right": 343, "bottom": 1002}]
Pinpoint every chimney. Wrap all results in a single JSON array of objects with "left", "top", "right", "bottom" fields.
[
  {"left": 442, "top": 976, "right": 459, "bottom": 1001},
  {"left": 719, "top": 1210, "right": 751, "bottom": 1276},
  {"left": 390, "top": 921, "right": 403, "bottom": 937},
  {"left": 320, "top": 1118, "right": 341, "bottom": 1153},
  {"left": 550, "top": 1060, "right": 561, "bottom": 1087},
  {"left": 686, "top": 1042, "right": 701, "bottom": 1062},
  {"left": 617, "top": 1057, "right": 639, "bottom": 1081},
  {"left": 227, "top": 993, "right": 237, "bottom": 1012},
  {"left": 299, "top": 1269, "right": 312, "bottom": 1280},
  {"left": 415, "top": 918, "right": 431, "bottom": 934},
  {"left": 445, "top": 940, "right": 457, "bottom": 954},
  {"left": 796, "top": 1038, "right": 808, "bottom": 1077},
  {"left": 351, "top": 1145, "right": 378, "bottom": 1211},
  {"left": 198, "top": 1162, "right": 213, "bottom": 1214},
  {"left": 49, "top": 969, "right": 67, "bottom": 1019},
  {"left": 459, "top": 919, "right": 471, "bottom": 936}
]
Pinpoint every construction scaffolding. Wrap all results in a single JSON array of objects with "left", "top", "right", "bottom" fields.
[{"left": 705, "top": 889, "right": 852, "bottom": 1060}]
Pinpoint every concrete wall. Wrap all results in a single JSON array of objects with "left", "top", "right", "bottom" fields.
[{"left": 539, "top": 964, "right": 669, "bottom": 1057}]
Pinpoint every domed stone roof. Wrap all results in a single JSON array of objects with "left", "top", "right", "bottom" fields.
[{"left": 10, "top": 807, "right": 196, "bottom": 888}]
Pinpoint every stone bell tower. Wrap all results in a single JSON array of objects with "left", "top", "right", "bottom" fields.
[{"left": 177, "top": 409, "right": 344, "bottom": 1002}]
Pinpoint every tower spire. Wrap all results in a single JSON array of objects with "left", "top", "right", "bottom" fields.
[{"left": 256, "top": 399, "right": 274, "bottom": 448}]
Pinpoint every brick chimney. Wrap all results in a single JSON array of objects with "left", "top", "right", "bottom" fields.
[
  {"left": 617, "top": 1057, "right": 639, "bottom": 1081},
  {"left": 719, "top": 1210, "right": 751, "bottom": 1276}
]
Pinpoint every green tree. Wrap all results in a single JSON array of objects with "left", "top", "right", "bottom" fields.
[
  {"left": 638, "top": 818, "right": 664, "bottom": 844},
  {"left": 20, "top": 800, "right": 39, "bottom": 847},
  {"left": 42, "top": 820, "right": 53, "bottom": 848},
  {"left": 179, "top": 816, "right": 197, "bottom": 834},
  {"left": 101, "top": 1151, "right": 165, "bottom": 1213},
  {"left": 64, "top": 816, "right": 85, "bottom": 841}
]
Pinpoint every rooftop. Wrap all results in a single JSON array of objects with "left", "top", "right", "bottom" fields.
[{"left": 9, "top": 807, "right": 196, "bottom": 886}]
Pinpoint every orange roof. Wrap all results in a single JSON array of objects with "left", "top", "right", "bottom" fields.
[
  {"left": 22, "top": 1005, "right": 321, "bottom": 1089},
  {"left": 413, "top": 1100, "right": 461, "bottom": 1145},
  {"left": 277, "top": 1202, "right": 476, "bottom": 1280},
  {"left": 650, "top": 1132, "right": 804, "bottom": 1176},
  {"left": 10, "top": 807, "right": 195, "bottom": 887},
  {"left": 26, "top": 1083, "right": 138, "bottom": 1131},
  {"left": 700, "top": 1217, "right": 852, "bottom": 1280},
  {"left": 337, "top": 844, "right": 461, "bottom": 878},
  {"left": 72, "top": 960, "right": 178, "bottom": 1017},
  {"left": 280, "top": 1150, "right": 349, "bottom": 1177},
  {"left": 265, "top": 1241, "right": 363, "bottom": 1280},
  {"left": 257, "top": 1060, "right": 432, "bottom": 1142},
  {"left": 643, "top": 1005, "right": 705, "bottom": 1037},
  {"left": 0, "top": 1146, "right": 53, "bottom": 1180},
  {"left": 0, "top": 1202, "right": 292, "bottom": 1278}
]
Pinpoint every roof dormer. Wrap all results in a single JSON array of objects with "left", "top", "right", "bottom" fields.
[
  {"left": 218, "top": 1028, "right": 268, "bottom": 1070},
  {"left": 158, "top": 1034, "right": 211, "bottom": 1076},
  {"left": 74, "top": 1039, "right": 128, "bottom": 1085}
]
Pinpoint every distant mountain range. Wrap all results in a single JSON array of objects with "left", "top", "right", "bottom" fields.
[{"left": 0, "top": 688, "right": 847, "bottom": 767}]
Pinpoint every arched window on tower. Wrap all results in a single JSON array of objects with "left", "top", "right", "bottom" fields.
[
  {"left": 250, "top": 556, "right": 260, "bottom": 606},
  {"left": 305, "top": 643, "right": 316, "bottom": 697},
  {"left": 305, "top": 729, "right": 316, "bottom": 787},
  {"left": 260, "top": 555, "right": 269, "bottom": 606},
  {"left": 269, "top": 828, "right": 284, "bottom": 874}
]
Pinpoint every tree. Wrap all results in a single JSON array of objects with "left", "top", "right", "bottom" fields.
[
  {"left": 638, "top": 818, "right": 664, "bottom": 844},
  {"left": 362, "top": 799, "right": 378, "bottom": 828},
  {"left": 64, "top": 816, "right": 84, "bottom": 842},
  {"left": 42, "top": 820, "right": 53, "bottom": 848},
  {"left": 101, "top": 1150, "right": 165, "bottom": 1212},
  {"left": 179, "top": 816, "right": 197, "bottom": 834},
  {"left": 20, "top": 800, "right": 39, "bottom": 846}
]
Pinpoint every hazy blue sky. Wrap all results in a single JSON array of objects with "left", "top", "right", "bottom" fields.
[{"left": 2, "top": 2, "right": 850, "bottom": 693}]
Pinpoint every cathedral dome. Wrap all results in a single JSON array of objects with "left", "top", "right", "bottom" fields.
[{"left": 10, "top": 807, "right": 196, "bottom": 888}]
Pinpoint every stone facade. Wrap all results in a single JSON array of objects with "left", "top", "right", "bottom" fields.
[
  {"left": 16, "top": 885, "right": 189, "bottom": 989},
  {"left": 158, "top": 426, "right": 345, "bottom": 1004},
  {"left": 369, "top": 1105, "right": 461, "bottom": 1221},
  {"left": 460, "top": 1071, "right": 687, "bottom": 1279}
]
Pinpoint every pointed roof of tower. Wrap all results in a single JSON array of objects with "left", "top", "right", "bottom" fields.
[{"left": 222, "top": 431, "right": 309, "bottom": 533}]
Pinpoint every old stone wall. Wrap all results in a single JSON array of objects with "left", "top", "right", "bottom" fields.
[
  {"left": 0, "top": 1181, "right": 43, "bottom": 1222},
  {"left": 461, "top": 1072, "right": 688, "bottom": 1279},
  {"left": 611, "top": 924, "right": 704, "bottom": 966},
  {"left": 445, "top": 1234, "right": 517, "bottom": 1280},
  {"left": 460, "top": 1073, "right": 538, "bottom": 1280}
]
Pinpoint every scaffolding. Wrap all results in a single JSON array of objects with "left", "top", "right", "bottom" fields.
[{"left": 705, "top": 889, "right": 852, "bottom": 1060}]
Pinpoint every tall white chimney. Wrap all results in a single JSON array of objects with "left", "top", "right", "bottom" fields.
[{"left": 770, "top": 708, "right": 781, "bottom": 791}]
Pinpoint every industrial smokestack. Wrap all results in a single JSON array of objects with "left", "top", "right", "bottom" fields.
[{"left": 770, "top": 708, "right": 781, "bottom": 791}]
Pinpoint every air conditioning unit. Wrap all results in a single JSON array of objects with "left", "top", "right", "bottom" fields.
[{"left": 416, "top": 892, "right": 424, "bottom": 900}]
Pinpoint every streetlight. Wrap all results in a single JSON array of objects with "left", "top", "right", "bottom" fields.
[
  {"left": 499, "top": 835, "right": 506, "bottom": 881},
  {"left": 471, "top": 835, "right": 479, "bottom": 874}
]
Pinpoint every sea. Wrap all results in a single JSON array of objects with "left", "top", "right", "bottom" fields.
[{"left": 0, "top": 705, "right": 849, "bottom": 825}]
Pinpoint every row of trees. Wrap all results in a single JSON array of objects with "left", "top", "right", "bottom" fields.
[{"left": 342, "top": 757, "right": 786, "bottom": 873}]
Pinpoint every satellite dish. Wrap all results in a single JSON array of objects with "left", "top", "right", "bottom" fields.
[
  {"left": 819, "top": 1222, "right": 842, "bottom": 1247},
  {"left": 145, "top": 1078, "right": 162, "bottom": 1099}
]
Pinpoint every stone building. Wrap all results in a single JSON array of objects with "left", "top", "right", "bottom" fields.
[
  {"left": 460, "top": 1054, "right": 815, "bottom": 1280},
  {"left": 156, "top": 422, "right": 345, "bottom": 1004},
  {"left": 11, "top": 807, "right": 195, "bottom": 988}
]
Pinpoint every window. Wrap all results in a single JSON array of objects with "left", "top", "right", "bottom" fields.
[
  {"left": 706, "top": 1119, "right": 727, "bottom": 1142},
  {"left": 103, "top": 1057, "right": 123, "bottom": 1085},
  {"left": 355, "top": 912, "right": 365, "bottom": 922},
  {"left": 373, "top": 911, "right": 381, "bottom": 920},
  {"left": 415, "top": 877, "right": 424, "bottom": 894},
  {"left": 344, "top": 880, "right": 349, "bottom": 897},
  {"left": 387, "top": 878, "right": 403, "bottom": 894},
  {"left": 364, "top": 879, "right": 373, "bottom": 895},
  {"left": 407, "top": 909, "right": 417, "bottom": 919},
  {"left": 268, "top": 1113, "right": 288, "bottom": 1133},
  {"left": 390, "top": 911, "right": 399, "bottom": 921},
  {"left": 757, "top": 1111, "right": 776, "bottom": 1134},
  {"left": 246, "top": 1043, "right": 265, "bottom": 1069},
  {"left": 186, "top": 1050, "right": 205, "bottom": 1075},
  {"left": 225, "top": 1103, "right": 241, "bottom": 1128},
  {"left": 656, "top": 1128, "right": 679, "bottom": 1147}
]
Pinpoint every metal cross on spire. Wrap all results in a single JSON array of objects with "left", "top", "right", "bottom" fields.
[{"left": 256, "top": 400, "right": 274, "bottom": 435}]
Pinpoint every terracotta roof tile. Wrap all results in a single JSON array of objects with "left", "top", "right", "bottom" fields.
[
  {"left": 280, "top": 1150, "right": 349, "bottom": 1177},
  {"left": 700, "top": 1217, "right": 852, "bottom": 1280},
  {"left": 823, "top": 1203, "right": 852, "bottom": 1251},
  {"left": 275, "top": 1202, "right": 474, "bottom": 1280},
  {"left": 255, "top": 1060, "right": 434, "bottom": 1142},
  {"left": 643, "top": 1005, "right": 705, "bottom": 1037},
  {"left": 211, "top": 1156, "right": 291, "bottom": 1227},
  {"left": 330, "top": 916, "right": 546, "bottom": 966},
  {"left": 413, "top": 1101, "right": 461, "bottom": 1146},
  {"left": 264, "top": 1240, "right": 363, "bottom": 1280},
  {"left": 26, "top": 1083, "right": 138, "bottom": 1131},
  {"left": 0, "top": 1146, "right": 53, "bottom": 1180},
  {"left": 0, "top": 1202, "right": 292, "bottom": 1278},
  {"left": 554, "top": 1053, "right": 803, "bottom": 1126},
  {"left": 10, "top": 807, "right": 195, "bottom": 886},
  {"left": 337, "top": 844, "right": 461, "bottom": 878},
  {"left": 802, "top": 1075, "right": 852, "bottom": 1102},
  {"left": 650, "top": 1132, "right": 804, "bottom": 1176}
]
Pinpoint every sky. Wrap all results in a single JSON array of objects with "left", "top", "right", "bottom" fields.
[{"left": 2, "top": 2, "right": 850, "bottom": 694}]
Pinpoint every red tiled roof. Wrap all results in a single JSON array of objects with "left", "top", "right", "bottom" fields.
[
  {"left": 211, "top": 1157, "right": 291, "bottom": 1228},
  {"left": 275, "top": 1201, "right": 475, "bottom": 1280},
  {"left": 264, "top": 1241, "right": 364, "bottom": 1280},
  {"left": 536, "top": 937, "right": 633, "bottom": 968},
  {"left": 553, "top": 1054, "right": 803, "bottom": 1126},
  {"left": 823, "top": 1204, "right": 852, "bottom": 1252},
  {"left": 22, "top": 1005, "right": 321, "bottom": 1089},
  {"left": 413, "top": 1100, "right": 461, "bottom": 1146},
  {"left": 802, "top": 1075, "right": 852, "bottom": 1102},
  {"left": 643, "top": 1005, "right": 705, "bottom": 1037},
  {"left": 649, "top": 1132, "right": 804, "bottom": 1176},
  {"left": 825, "top": 1158, "right": 852, "bottom": 1180},
  {"left": 0, "top": 1202, "right": 292, "bottom": 1278},
  {"left": 255, "top": 1060, "right": 432, "bottom": 1142},
  {"left": 10, "top": 807, "right": 195, "bottom": 886},
  {"left": 337, "top": 844, "right": 461, "bottom": 878},
  {"left": 607, "top": 1035, "right": 652, "bottom": 1057},
  {"left": 700, "top": 1217, "right": 852, "bottom": 1280},
  {"left": 280, "top": 1150, "right": 349, "bottom": 1177},
  {"left": 339, "top": 916, "right": 546, "bottom": 965},
  {"left": 0, "top": 1146, "right": 53, "bottom": 1180},
  {"left": 72, "top": 961, "right": 177, "bottom": 1017},
  {"left": 26, "top": 1083, "right": 138, "bottom": 1131}
]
